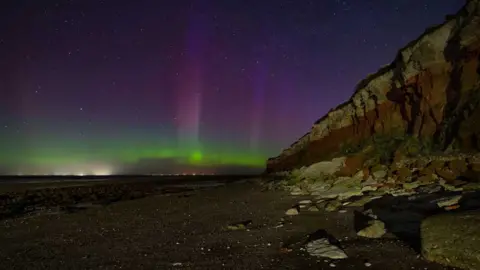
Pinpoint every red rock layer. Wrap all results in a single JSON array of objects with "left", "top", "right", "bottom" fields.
[{"left": 266, "top": 8, "right": 480, "bottom": 173}]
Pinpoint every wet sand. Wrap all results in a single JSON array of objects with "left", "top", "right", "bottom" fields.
[{"left": 0, "top": 179, "right": 454, "bottom": 270}]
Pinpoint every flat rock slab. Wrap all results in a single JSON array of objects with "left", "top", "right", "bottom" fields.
[
  {"left": 357, "top": 220, "right": 386, "bottom": 238},
  {"left": 421, "top": 210, "right": 480, "bottom": 270},
  {"left": 305, "top": 238, "right": 348, "bottom": 259}
]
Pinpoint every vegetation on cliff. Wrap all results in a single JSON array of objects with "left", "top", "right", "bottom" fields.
[{"left": 266, "top": 0, "right": 480, "bottom": 173}]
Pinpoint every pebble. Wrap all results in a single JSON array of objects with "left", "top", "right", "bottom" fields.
[
  {"left": 329, "top": 263, "right": 336, "bottom": 267},
  {"left": 365, "top": 262, "right": 372, "bottom": 267}
]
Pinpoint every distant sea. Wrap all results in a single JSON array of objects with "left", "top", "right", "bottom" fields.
[{"left": 0, "top": 174, "right": 258, "bottom": 187}]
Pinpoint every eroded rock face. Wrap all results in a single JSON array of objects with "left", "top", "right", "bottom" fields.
[{"left": 267, "top": 0, "right": 480, "bottom": 173}]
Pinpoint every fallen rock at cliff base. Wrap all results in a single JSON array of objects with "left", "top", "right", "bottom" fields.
[
  {"left": 347, "top": 195, "right": 382, "bottom": 207},
  {"left": 308, "top": 182, "right": 332, "bottom": 193},
  {"left": 435, "top": 195, "right": 462, "bottom": 208},
  {"left": 305, "top": 238, "right": 348, "bottom": 259},
  {"left": 285, "top": 208, "right": 299, "bottom": 216},
  {"left": 325, "top": 200, "right": 342, "bottom": 212},
  {"left": 265, "top": 0, "right": 480, "bottom": 176},
  {"left": 290, "top": 186, "right": 307, "bottom": 196},
  {"left": 298, "top": 199, "right": 312, "bottom": 205},
  {"left": 357, "top": 220, "right": 386, "bottom": 238},
  {"left": 421, "top": 211, "right": 480, "bottom": 270},
  {"left": 298, "top": 157, "right": 346, "bottom": 180}
]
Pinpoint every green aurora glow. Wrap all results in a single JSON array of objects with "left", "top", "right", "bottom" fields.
[{"left": 1, "top": 133, "right": 269, "bottom": 172}]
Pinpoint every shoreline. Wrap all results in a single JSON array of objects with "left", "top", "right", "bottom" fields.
[{"left": 0, "top": 176, "right": 255, "bottom": 220}]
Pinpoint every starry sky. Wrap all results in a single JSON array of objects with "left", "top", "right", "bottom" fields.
[{"left": 0, "top": 0, "right": 465, "bottom": 175}]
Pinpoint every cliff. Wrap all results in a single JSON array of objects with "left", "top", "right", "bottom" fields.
[{"left": 267, "top": 0, "right": 480, "bottom": 173}]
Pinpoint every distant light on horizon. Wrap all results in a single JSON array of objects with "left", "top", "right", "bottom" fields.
[
  {"left": 14, "top": 164, "right": 117, "bottom": 176},
  {"left": 0, "top": 0, "right": 465, "bottom": 175},
  {"left": 91, "top": 168, "right": 114, "bottom": 176}
]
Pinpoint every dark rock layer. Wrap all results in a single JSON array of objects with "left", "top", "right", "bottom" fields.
[{"left": 267, "top": 0, "right": 480, "bottom": 173}]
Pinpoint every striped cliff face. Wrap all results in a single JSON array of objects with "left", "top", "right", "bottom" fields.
[{"left": 266, "top": 0, "right": 480, "bottom": 173}]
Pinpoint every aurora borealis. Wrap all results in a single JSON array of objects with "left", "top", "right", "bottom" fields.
[{"left": 0, "top": 0, "right": 464, "bottom": 175}]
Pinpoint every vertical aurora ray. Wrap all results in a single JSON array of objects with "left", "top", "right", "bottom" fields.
[
  {"left": 176, "top": 5, "right": 210, "bottom": 163},
  {"left": 250, "top": 61, "right": 268, "bottom": 152},
  {"left": 176, "top": 70, "right": 202, "bottom": 155}
]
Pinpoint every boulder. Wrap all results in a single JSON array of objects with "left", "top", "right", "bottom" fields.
[
  {"left": 347, "top": 196, "right": 382, "bottom": 207},
  {"left": 290, "top": 186, "right": 307, "bottom": 196},
  {"left": 390, "top": 189, "right": 417, "bottom": 197},
  {"left": 305, "top": 238, "right": 348, "bottom": 259},
  {"left": 435, "top": 195, "right": 462, "bottom": 208},
  {"left": 448, "top": 159, "right": 468, "bottom": 174},
  {"left": 395, "top": 167, "right": 412, "bottom": 182},
  {"left": 429, "top": 160, "right": 446, "bottom": 171},
  {"left": 298, "top": 157, "right": 346, "bottom": 180},
  {"left": 436, "top": 168, "right": 458, "bottom": 182},
  {"left": 415, "top": 184, "right": 443, "bottom": 194},
  {"left": 298, "top": 200, "right": 312, "bottom": 205},
  {"left": 421, "top": 211, "right": 480, "bottom": 270},
  {"left": 316, "top": 200, "right": 328, "bottom": 209},
  {"left": 337, "top": 189, "right": 364, "bottom": 201},
  {"left": 265, "top": 0, "right": 480, "bottom": 174},
  {"left": 285, "top": 208, "right": 299, "bottom": 216},
  {"left": 372, "top": 170, "right": 387, "bottom": 180},
  {"left": 308, "top": 182, "right": 332, "bottom": 194},
  {"left": 361, "top": 185, "right": 378, "bottom": 192},
  {"left": 312, "top": 177, "right": 362, "bottom": 199},
  {"left": 402, "top": 181, "right": 422, "bottom": 190},
  {"left": 417, "top": 174, "right": 435, "bottom": 184},
  {"left": 325, "top": 200, "right": 342, "bottom": 212},
  {"left": 439, "top": 180, "right": 464, "bottom": 192},
  {"left": 463, "top": 182, "right": 480, "bottom": 191},
  {"left": 336, "top": 153, "right": 366, "bottom": 177},
  {"left": 357, "top": 220, "right": 386, "bottom": 238}
]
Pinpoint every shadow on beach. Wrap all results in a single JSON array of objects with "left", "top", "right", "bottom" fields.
[{"left": 356, "top": 190, "right": 480, "bottom": 252}]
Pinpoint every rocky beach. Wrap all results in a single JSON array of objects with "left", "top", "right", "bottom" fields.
[
  {"left": 2, "top": 0, "right": 480, "bottom": 269},
  {"left": 261, "top": 0, "right": 480, "bottom": 268},
  {"left": 0, "top": 177, "right": 463, "bottom": 270},
  {"left": 264, "top": 154, "right": 480, "bottom": 269}
]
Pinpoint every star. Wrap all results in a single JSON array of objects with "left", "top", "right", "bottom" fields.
[{"left": 0, "top": 0, "right": 465, "bottom": 175}]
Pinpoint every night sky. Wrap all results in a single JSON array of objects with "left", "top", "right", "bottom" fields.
[{"left": 0, "top": 0, "right": 464, "bottom": 175}]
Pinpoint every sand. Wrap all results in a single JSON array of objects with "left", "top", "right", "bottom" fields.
[{"left": 0, "top": 179, "right": 454, "bottom": 270}]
